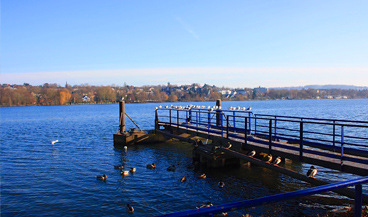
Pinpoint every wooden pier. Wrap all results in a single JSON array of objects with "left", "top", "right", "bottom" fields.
[
  {"left": 113, "top": 100, "right": 368, "bottom": 202},
  {"left": 154, "top": 101, "right": 368, "bottom": 177}
]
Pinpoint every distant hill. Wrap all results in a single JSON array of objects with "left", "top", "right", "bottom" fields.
[{"left": 273, "top": 85, "right": 368, "bottom": 90}]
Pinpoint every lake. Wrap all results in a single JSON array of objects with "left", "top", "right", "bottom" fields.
[{"left": 1, "top": 99, "right": 367, "bottom": 216}]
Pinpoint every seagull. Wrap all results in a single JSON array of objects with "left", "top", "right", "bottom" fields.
[
  {"left": 247, "top": 107, "right": 252, "bottom": 111},
  {"left": 126, "top": 204, "right": 134, "bottom": 214},
  {"left": 124, "top": 146, "right": 127, "bottom": 152},
  {"left": 263, "top": 154, "right": 273, "bottom": 163},
  {"left": 225, "top": 142, "right": 232, "bottom": 149},
  {"left": 247, "top": 150, "right": 256, "bottom": 157},
  {"left": 51, "top": 140, "right": 59, "bottom": 145},
  {"left": 272, "top": 156, "right": 282, "bottom": 165},
  {"left": 307, "top": 166, "right": 317, "bottom": 178}
]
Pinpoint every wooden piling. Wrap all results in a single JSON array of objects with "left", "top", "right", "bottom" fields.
[{"left": 119, "top": 101, "right": 125, "bottom": 133}]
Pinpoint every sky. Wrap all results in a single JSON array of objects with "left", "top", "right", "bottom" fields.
[{"left": 1, "top": 0, "right": 368, "bottom": 88}]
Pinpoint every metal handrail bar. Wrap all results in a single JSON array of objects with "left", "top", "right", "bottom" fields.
[
  {"left": 158, "top": 176, "right": 368, "bottom": 217},
  {"left": 254, "top": 113, "right": 368, "bottom": 125}
]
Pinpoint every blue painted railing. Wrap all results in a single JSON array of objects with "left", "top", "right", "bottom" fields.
[{"left": 157, "top": 176, "right": 368, "bottom": 217}]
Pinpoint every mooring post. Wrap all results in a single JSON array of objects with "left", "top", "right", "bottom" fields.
[
  {"left": 216, "top": 99, "right": 221, "bottom": 126},
  {"left": 155, "top": 109, "right": 158, "bottom": 131},
  {"left": 119, "top": 101, "right": 125, "bottom": 133}
]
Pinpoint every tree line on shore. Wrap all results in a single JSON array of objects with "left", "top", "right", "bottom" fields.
[{"left": 1, "top": 82, "right": 367, "bottom": 107}]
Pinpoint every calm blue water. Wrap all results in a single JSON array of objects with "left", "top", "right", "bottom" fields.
[{"left": 1, "top": 99, "right": 367, "bottom": 216}]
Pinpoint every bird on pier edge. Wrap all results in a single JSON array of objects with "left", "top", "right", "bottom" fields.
[{"left": 307, "top": 166, "right": 317, "bottom": 178}]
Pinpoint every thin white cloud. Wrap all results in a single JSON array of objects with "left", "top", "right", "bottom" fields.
[
  {"left": 176, "top": 18, "right": 199, "bottom": 39},
  {"left": 1, "top": 67, "right": 367, "bottom": 88}
]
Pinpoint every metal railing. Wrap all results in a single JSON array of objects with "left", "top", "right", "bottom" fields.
[
  {"left": 157, "top": 176, "right": 368, "bottom": 217},
  {"left": 156, "top": 108, "right": 368, "bottom": 163}
]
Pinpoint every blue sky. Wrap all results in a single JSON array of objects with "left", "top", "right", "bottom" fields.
[{"left": 1, "top": 0, "right": 367, "bottom": 88}]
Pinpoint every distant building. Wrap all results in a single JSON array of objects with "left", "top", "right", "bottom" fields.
[{"left": 253, "top": 86, "right": 268, "bottom": 93}]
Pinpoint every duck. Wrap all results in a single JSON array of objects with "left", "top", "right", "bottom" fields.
[
  {"left": 146, "top": 163, "right": 156, "bottom": 169},
  {"left": 126, "top": 203, "right": 134, "bottom": 214},
  {"left": 307, "top": 166, "right": 317, "bottom": 178},
  {"left": 167, "top": 165, "right": 176, "bottom": 171},
  {"left": 97, "top": 174, "right": 107, "bottom": 181},
  {"left": 272, "top": 156, "right": 282, "bottom": 165},
  {"left": 196, "top": 202, "right": 213, "bottom": 209},
  {"left": 51, "top": 140, "right": 59, "bottom": 145},
  {"left": 263, "top": 154, "right": 272, "bottom": 163},
  {"left": 180, "top": 176, "right": 187, "bottom": 182},
  {"left": 186, "top": 163, "right": 195, "bottom": 169},
  {"left": 129, "top": 167, "right": 136, "bottom": 173},
  {"left": 247, "top": 150, "right": 256, "bottom": 157},
  {"left": 121, "top": 171, "right": 129, "bottom": 176},
  {"left": 197, "top": 173, "right": 206, "bottom": 179},
  {"left": 218, "top": 181, "right": 225, "bottom": 188},
  {"left": 114, "top": 165, "right": 124, "bottom": 170}
]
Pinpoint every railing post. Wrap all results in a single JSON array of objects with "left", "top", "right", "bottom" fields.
[
  {"left": 248, "top": 112, "right": 252, "bottom": 134},
  {"left": 208, "top": 111, "right": 211, "bottom": 132},
  {"left": 169, "top": 109, "right": 172, "bottom": 125},
  {"left": 274, "top": 116, "right": 277, "bottom": 139},
  {"left": 221, "top": 113, "right": 224, "bottom": 137},
  {"left": 155, "top": 109, "right": 158, "bottom": 131},
  {"left": 269, "top": 119, "right": 272, "bottom": 154},
  {"left": 341, "top": 125, "right": 345, "bottom": 169},
  {"left": 196, "top": 111, "right": 199, "bottom": 128},
  {"left": 245, "top": 117, "right": 248, "bottom": 145},
  {"left": 355, "top": 184, "right": 362, "bottom": 217},
  {"left": 233, "top": 111, "right": 236, "bottom": 132},
  {"left": 332, "top": 120, "right": 336, "bottom": 149},
  {"left": 300, "top": 121, "right": 304, "bottom": 160},
  {"left": 254, "top": 115, "right": 257, "bottom": 135},
  {"left": 226, "top": 116, "right": 229, "bottom": 139},
  {"left": 177, "top": 110, "right": 179, "bottom": 130}
]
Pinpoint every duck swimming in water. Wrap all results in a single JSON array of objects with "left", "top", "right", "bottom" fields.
[
  {"left": 126, "top": 204, "right": 134, "bottom": 214},
  {"left": 51, "top": 140, "right": 59, "bottom": 145},
  {"left": 180, "top": 176, "right": 187, "bottom": 182},
  {"left": 307, "top": 166, "right": 317, "bottom": 178},
  {"left": 121, "top": 171, "right": 129, "bottom": 176},
  {"left": 218, "top": 181, "right": 225, "bottom": 188},
  {"left": 146, "top": 163, "right": 156, "bottom": 169},
  {"left": 197, "top": 173, "right": 206, "bottom": 179},
  {"left": 129, "top": 167, "right": 136, "bottom": 173},
  {"left": 97, "top": 174, "right": 107, "bottom": 181},
  {"left": 114, "top": 165, "right": 124, "bottom": 170},
  {"left": 167, "top": 165, "right": 176, "bottom": 171}
]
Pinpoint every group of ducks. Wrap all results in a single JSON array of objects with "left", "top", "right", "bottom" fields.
[{"left": 246, "top": 149, "right": 318, "bottom": 178}]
